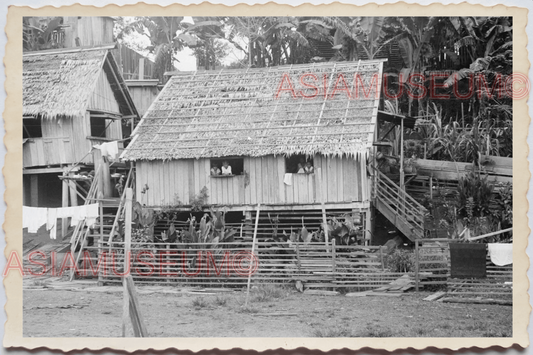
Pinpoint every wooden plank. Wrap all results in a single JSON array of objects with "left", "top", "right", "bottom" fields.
[
  {"left": 188, "top": 160, "right": 195, "bottom": 203},
  {"left": 193, "top": 159, "right": 201, "bottom": 198},
  {"left": 159, "top": 162, "right": 166, "bottom": 206},
  {"left": 255, "top": 158, "right": 263, "bottom": 204},
  {"left": 122, "top": 188, "right": 133, "bottom": 337},
  {"left": 336, "top": 156, "right": 344, "bottom": 202},
  {"left": 249, "top": 158, "right": 256, "bottom": 205},
  {"left": 244, "top": 158, "right": 251, "bottom": 204},
  {"left": 277, "top": 157, "right": 285, "bottom": 203}
]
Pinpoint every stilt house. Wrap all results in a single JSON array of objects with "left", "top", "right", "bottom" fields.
[
  {"left": 22, "top": 46, "right": 139, "bottom": 207},
  {"left": 121, "top": 60, "right": 387, "bottom": 240}
]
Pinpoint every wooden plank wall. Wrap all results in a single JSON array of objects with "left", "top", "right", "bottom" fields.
[
  {"left": 126, "top": 85, "right": 159, "bottom": 117},
  {"left": 23, "top": 115, "right": 84, "bottom": 167},
  {"left": 136, "top": 154, "right": 368, "bottom": 207},
  {"left": 88, "top": 70, "right": 121, "bottom": 113}
]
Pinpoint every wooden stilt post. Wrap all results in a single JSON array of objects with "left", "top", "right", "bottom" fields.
[
  {"left": 68, "top": 173, "right": 78, "bottom": 207},
  {"left": 62, "top": 178, "right": 69, "bottom": 238},
  {"left": 415, "top": 239, "right": 420, "bottom": 292},
  {"left": 122, "top": 188, "right": 133, "bottom": 337},
  {"left": 245, "top": 204, "right": 260, "bottom": 306},
  {"left": 316, "top": 167, "right": 328, "bottom": 247}
]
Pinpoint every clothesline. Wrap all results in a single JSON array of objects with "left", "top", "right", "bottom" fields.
[{"left": 23, "top": 204, "right": 99, "bottom": 239}]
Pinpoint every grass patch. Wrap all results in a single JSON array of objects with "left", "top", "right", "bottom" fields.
[
  {"left": 359, "top": 324, "right": 394, "bottom": 337},
  {"left": 191, "top": 297, "right": 208, "bottom": 309},
  {"left": 251, "top": 284, "right": 287, "bottom": 302},
  {"left": 214, "top": 295, "right": 228, "bottom": 306},
  {"left": 239, "top": 305, "right": 259, "bottom": 314},
  {"left": 313, "top": 326, "right": 354, "bottom": 337}
]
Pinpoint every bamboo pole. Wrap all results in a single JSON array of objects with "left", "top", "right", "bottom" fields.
[
  {"left": 245, "top": 203, "right": 261, "bottom": 306},
  {"left": 122, "top": 188, "right": 133, "bottom": 337},
  {"left": 467, "top": 228, "right": 513, "bottom": 241},
  {"left": 415, "top": 239, "right": 420, "bottom": 292}
]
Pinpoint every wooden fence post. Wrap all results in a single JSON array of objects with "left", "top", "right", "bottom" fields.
[
  {"left": 166, "top": 243, "right": 170, "bottom": 284},
  {"left": 316, "top": 167, "right": 329, "bottom": 248},
  {"left": 122, "top": 188, "right": 133, "bottom": 337},
  {"left": 331, "top": 239, "right": 336, "bottom": 288},
  {"left": 379, "top": 246, "right": 384, "bottom": 270},
  {"left": 245, "top": 204, "right": 260, "bottom": 306},
  {"left": 415, "top": 239, "right": 420, "bottom": 292}
]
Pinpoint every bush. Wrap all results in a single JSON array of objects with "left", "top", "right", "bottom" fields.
[{"left": 384, "top": 249, "right": 415, "bottom": 272}]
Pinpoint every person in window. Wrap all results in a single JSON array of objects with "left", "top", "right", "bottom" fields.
[
  {"left": 304, "top": 161, "right": 314, "bottom": 174},
  {"left": 221, "top": 160, "right": 232, "bottom": 175},
  {"left": 297, "top": 163, "right": 305, "bottom": 174},
  {"left": 211, "top": 164, "right": 221, "bottom": 176}
]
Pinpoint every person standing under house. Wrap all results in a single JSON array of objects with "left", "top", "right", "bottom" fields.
[{"left": 221, "top": 160, "right": 232, "bottom": 175}]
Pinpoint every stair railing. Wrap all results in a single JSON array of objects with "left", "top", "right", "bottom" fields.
[
  {"left": 373, "top": 167, "right": 428, "bottom": 239},
  {"left": 107, "top": 167, "right": 134, "bottom": 253},
  {"left": 68, "top": 165, "right": 101, "bottom": 281}
]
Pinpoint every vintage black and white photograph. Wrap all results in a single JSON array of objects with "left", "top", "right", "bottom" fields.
[{"left": 19, "top": 13, "right": 516, "bottom": 340}]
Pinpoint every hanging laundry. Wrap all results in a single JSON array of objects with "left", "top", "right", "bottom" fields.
[
  {"left": 449, "top": 243, "right": 487, "bottom": 279},
  {"left": 283, "top": 173, "right": 293, "bottom": 186},
  {"left": 85, "top": 203, "right": 99, "bottom": 228},
  {"left": 23, "top": 206, "right": 48, "bottom": 233},
  {"left": 488, "top": 243, "right": 513, "bottom": 266},
  {"left": 94, "top": 141, "right": 119, "bottom": 160},
  {"left": 47, "top": 208, "right": 58, "bottom": 240}
]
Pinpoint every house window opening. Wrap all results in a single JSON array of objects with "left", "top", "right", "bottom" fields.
[
  {"left": 90, "top": 116, "right": 108, "bottom": 138},
  {"left": 23, "top": 117, "right": 43, "bottom": 138},
  {"left": 210, "top": 158, "right": 244, "bottom": 176},
  {"left": 285, "top": 154, "right": 314, "bottom": 174}
]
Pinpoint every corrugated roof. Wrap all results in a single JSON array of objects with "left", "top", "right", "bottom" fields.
[
  {"left": 122, "top": 60, "right": 384, "bottom": 161},
  {"left": 23, "top": 47, "right": 138, "bottom": 120}
]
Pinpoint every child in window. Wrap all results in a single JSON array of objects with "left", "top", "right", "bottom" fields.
[
  {"left": 304, "top": 161, "right": 314, "bottom": 174},
  {"left": 297, "top": 163, "right": 305, "bottom": 174},
  {"left": 211, "top": 165, "right": 221, "bottom": 176},
  {"left": 221, "top": 161, "right": 232, "bottom": 175}
]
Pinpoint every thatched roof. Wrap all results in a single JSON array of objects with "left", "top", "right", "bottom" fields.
[
  {"left": 121, "top": 60, "right": 384, "bottom": 161},
  {"left": 23, "top": 46, "right": 138, "bottom": 119}
]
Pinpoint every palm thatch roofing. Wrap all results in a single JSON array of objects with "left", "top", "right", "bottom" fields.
[
  {"left": 23, "top": 46, "right": 138, "bottom": 119},
  {"left": 121, "top": 59, "right": 385, "bottom": 161}
]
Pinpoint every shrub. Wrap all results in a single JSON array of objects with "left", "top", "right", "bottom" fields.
[
  {"left": 384, "top": 249, "right": 415, "bottom": 272},
  {"left": 191, "top": 297, "right": 208, "bottom": 309}
]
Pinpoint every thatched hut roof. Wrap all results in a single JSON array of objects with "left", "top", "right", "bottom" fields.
[
  {"left": 23, "top": 46, "right": 138, "bottom": 119},
  {"left": 121, "top": 60, "right": 385, "bottom": 161}
]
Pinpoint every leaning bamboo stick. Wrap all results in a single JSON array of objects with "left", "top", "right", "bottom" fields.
[{"left": 245, "top": 204, "right": 261, "bottom": 307}]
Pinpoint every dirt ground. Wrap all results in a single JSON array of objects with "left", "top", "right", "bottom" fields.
[{"left": 23, "top": 282, "right": 512, "bottom": 338}]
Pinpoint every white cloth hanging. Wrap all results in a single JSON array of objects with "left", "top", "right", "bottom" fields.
[
  {"left": 47, "top": 208, "right": 58, "bottom": 240},
  {"left": 23, "top": 206, "right": 48, "bottom": 233},
  {"left": 85, "top": 203, "right": 99, "bottom": 228},
  {"left": 95, "top": 141, "right": 119, "bottom": 160},
  {"left": 487, "top": 243, "right": 513, "bottom": 266},
  {"left": 283, "top": 173, "right": 293, "bottom": 186}
]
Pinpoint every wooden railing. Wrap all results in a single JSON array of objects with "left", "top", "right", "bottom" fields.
[
  {"left": 374, "top": 169, "right": 428, "bottom": 239},
  {"left": 107, "top": 167, "right": 135, "bottom": 252},
  {"left": 69, "top": 165, "right": 101, "bottom": 281}
]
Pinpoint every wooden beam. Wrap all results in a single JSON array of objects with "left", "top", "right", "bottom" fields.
[
  {"left": 245, "top": 203, "right": 261, "bottom": 306},
  {"left": 24, "top": 167, "right": 79, "bottom": 175},
  {"left": 122, "top": 188, "right": 133, "bottom": 337}
]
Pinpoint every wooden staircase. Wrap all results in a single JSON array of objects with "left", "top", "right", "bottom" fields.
[
  {"left": 372, "top": 168, "right": 428, "bottom": 241},
  {"left": 69, "top": 166, "right": 134, "bottom": 280}
]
